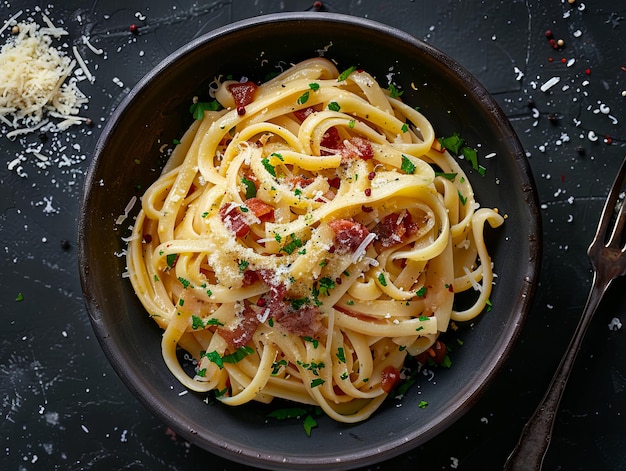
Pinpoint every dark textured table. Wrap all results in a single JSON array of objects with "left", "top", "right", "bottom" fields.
[{"left": 2, "top": 1, "right": 625, "bottom": 469}]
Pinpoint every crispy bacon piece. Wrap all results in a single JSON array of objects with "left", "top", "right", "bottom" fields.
[
  {"left": 328, "top": 219, "right": 371, "bottom": 254},
  {"left": 371, "top": 212, "right": 419, "bottom": 250},
  {"left": 219, "top": 204, "right": 250, "bottom": 238},
  {"left": 414, "top": 339, "right": 447, "bottom": 366},
  {"left": 255, "top": 270, "right": 325, "bottom": 339},
  {"left": 244, "top": 197, "right": 274, "bottom": 222},
  {"left": 219, "top": 198, "right": 274, "bottom": 237},
  {"left": 381, "top": 366, "right": 401, "bottom": 393},
  {"left": 293, "top": 106, "right": 316, "bottom": 122},
  {"left": 217, "top": 302, "right": 260, "bottom": 349},
  {"left": 320, "top": 127, "right": 341, "bottom": 155},
  {"left": 340, "top": 136, "right": 374, "bottom": 160},
  {"left": 228, "top": 81, "right": 258, "bottom": 108},
  {"left": 274, "top": 304, "right": 324, "bottom": 338}
]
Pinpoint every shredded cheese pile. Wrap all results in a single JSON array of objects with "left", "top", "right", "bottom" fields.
[{"left": 0, "top": 13, "right": 88, "bottom": 136}]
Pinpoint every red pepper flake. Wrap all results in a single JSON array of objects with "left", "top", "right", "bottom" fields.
[
  {"left": 367, "top": 171, "right": 376, "bottom": 180},
  {"left": 621, "top": 66, "right": 626, "bottom": 72},
  {"left": 313, "top": 1, "right": 323, "bottom": 10},
  {"left": 328, "top": 245, "right": 336, "bottom": 254},
  {"left": 561, "top": 57, "right": 567, "bottom": 64},
  {"left": 129, "top": 23, "right": 139, "bottom": 35},
  {"left": 364, "top": 188, "right": 371, "bottom": 197},
  {"left": 361, "top": 205, "right": 374, "bottom": 213},
  {"left": 605, "top": 135, "right": 613, "bottom": 145},
  {"left": 585, "top": 68, "right": 591, "bottom": 75},
  {"left": 257, "top": 298, "right": 266, "bottom": 307},
  {"left": 545, "top": 30, "right": 553, "bottom": 38},
  {"left": 548, "top": 57, "right": 553, "bottom": 62}
]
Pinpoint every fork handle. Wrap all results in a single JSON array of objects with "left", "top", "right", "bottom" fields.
[{"left": 504, "top": 274, "right": 609, "bottom": 470}]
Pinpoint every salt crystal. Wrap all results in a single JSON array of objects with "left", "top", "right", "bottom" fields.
[{"left": 540, "top": 76, "right": 560, "bottom": 92}]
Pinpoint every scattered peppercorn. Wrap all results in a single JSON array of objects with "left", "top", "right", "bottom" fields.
[
  {"left": 237, "top": 105, "right": 246, "bottom": 116},
  {"left": 576, "top": 145, "right": 585, "bottom": 155},
  {"left": 60, "top": 239, "right": 71, "bottom": 250},
  {"left": 11, "top": 25, "right": 19, "bottom": 34},
  {"left": 129, "top": 23, "right": 139, "bottom": 35},
  {"left": 85, "top": 117, "right": 93, "bottom": 127},
  {"left": 313, "top": 1, "right": 323, "bottom": 10}
]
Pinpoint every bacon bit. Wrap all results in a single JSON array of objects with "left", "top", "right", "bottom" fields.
[
  {"left": 244, "top": 197, "right": 274, "bottom": 222},
  {"left": 415, "top": 340, "right": 447, "bottom": 365},
  {"left": 275, "top": 304, "right": 324, "bottom": 338},
  {"left": 217, "top": 302, "right": 260, "bottom": 348},
  {"left": 320, "top": 127, "right": 341, "bottom": 154},
  {"left": 372, "top": 212, "right": 418, "bottom": 250},
  {"left": 361, "top": 205, "right": 374, "bottom": 213},
  {"left": 328, "top": 177, "right": 341, "bottom": 188},
  {"left": 228, "top": 81, "right": 258, "bottom": 114},
  {"left": 288, "top": 175, "right": 314, "bottom": 188},
  {"left": 328, "top": 219, "right": 371, "bottom": 254},
  {"left": 293, "top": 106, "right": 316, "bottom": 122},
  {"left": 381, "top": 366, "right": 401, "bottom": 393},
  {"left": 340, "top": 136, "right": 374, "bottom": 160},
  {"left": 219, "top": 205, "right": 250, "bottom": 238},
  {"left": 242, "top": 269, "right": 259, "bottom": 286}
]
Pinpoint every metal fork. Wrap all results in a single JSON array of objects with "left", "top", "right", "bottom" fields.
[{"left": 504, "top": 155, "right": 626, "bottom": 471}]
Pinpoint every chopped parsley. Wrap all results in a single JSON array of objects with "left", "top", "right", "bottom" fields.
[
  {"left": 297, "top": 91, "right": 310, "bottom": 105},
  {"left": 262, "top": 157, "right": 276, "bottom": 177},
  {"left": 238, "top": 259, "right": 249, "bottom": 272},
  {"left": 416, "top": 286, "right": 427, "bottom": 297},
  {"left": 400, "top": 155, "right": 416, "bottom": 174},
  {"left": 302, "top": 336, "right": 319, "bottom": 348},
  {"left": 458, "top": 190, "right": 467, "bottom": 205},
  {"left": 418, "top": 400, "right": 429, "bottom": 409},
  {"left": 15, "top": 292, "right": 23, "bottom": 302},
  {"left": 309, "top": 82, "right": 320, "bottom": 91},
  {"left": 438, "top": 133, "right": 465, "bottom": 154},
  {"left": 189, "top": 99, "right": 222, "bottom": 120},
  {"left": 318, "top": 277, "right": 335, "bottom": 296},
  {"left": 435, "top": 171, "right": 458, "bottom": 181},
  {"left": 178, "top": 277, "right": 191, "bottom": 289},
  {"left": 337, "top": 65, "right": 357, "bottom": 82},
  {"left": 241, "top": 176, "right": 257, "bottom": 198},
  {"left": 388, "top": 83, "right": 403, "bottom": 98},
  {"left": 281, "top": 234, "right": 303, "bottom": 254},
  {"left": 401, "top": 123, "right": 409, "bottom": 133},
  {"left": 271, "top": 359, "right": 288, "bottom": 375},
  {"left": 310, "top": 378, "right": 325, "bottom": 388},
  {"left": 377, "top": 273, "right": 387, "bottom": 287},
  {"left": 328, "top": 101, "right": 341, "bottom": 112},
  {"left": 222, "top": 346, "right": 255, "bottom": 364},
  {"left": 336, "top": 347, "right": 346, "bottom": 363},
  {"left": 166, "top": 253, "right": 178, "bottom": 269}
]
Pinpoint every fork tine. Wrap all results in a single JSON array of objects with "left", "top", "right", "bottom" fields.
[
  {"left": 590, "top": 156, "right": 626, "bottom": 250},
  {"left": 608, "top": 194, "right": 626, "bottom": 250}
]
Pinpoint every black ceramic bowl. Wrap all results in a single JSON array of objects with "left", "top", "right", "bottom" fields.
[{"left": 78, "top": 12, "right": 541, "bottom": 470}]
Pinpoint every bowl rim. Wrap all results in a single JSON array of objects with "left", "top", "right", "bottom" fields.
[{"left": 78, "top": 11, "right": 541, "bottom": 470}]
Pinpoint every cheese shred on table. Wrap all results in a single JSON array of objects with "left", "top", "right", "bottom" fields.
[{"left": 0, "top": 16, "right": 88, "bottom": 132}]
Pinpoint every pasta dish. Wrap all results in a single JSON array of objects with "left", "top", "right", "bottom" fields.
[{"left": 126, "top": 58, "right": 504, "bottom": 423}]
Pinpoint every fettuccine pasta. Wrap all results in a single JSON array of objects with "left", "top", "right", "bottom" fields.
[{"left": 126, "top": 58, "right": 504, "bottom": 423}]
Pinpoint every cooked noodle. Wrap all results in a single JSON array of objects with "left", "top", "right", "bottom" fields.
[{"left": 126, "top": 58, "right": 504, "bottom": 423}]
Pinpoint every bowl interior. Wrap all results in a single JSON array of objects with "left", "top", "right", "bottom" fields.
[{"left": 79, "top": 12, "right": 540, "bottom": 470}]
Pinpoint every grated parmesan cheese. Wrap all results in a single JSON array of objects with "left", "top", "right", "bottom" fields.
[{"left": 0, "top": 15, "right": 88, "bottom": 134}]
